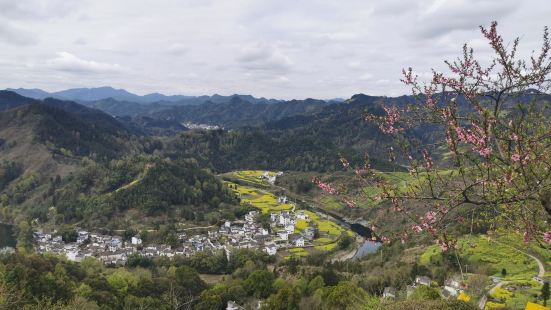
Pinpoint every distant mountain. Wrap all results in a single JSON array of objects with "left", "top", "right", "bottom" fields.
[
  {"left": 150, "top": 96, "right": 329, "bottom": 128},
  {"left": 7, "top": 87, "right": 285, "bottom": 105},
  {"left": 5, "top": 88, "right": 51, "bottom": 100}
]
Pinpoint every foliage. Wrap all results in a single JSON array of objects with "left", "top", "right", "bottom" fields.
[
  {"left": 408, "top": 285, "right": 440, "bottom": 301},
  {"left": 319, "top": 21, "right": 551, "bottom": 248}
]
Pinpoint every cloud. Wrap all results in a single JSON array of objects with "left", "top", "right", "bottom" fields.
[
  {"left": 236, "top": 43, "right": 293, "bottom": 73},
  {"left": 359, "top": 73, "right": 373, "bottom": 80},
  {"left": 0, "top": 20, "right": 38, "bottom": 46},
  {"left": 413, "top": 0, "right": 518, "bottom": 39},
  {"left": 166, "top": 43, "right": 190, "bottom": 56},
  {"left": 47, "top": 52, "right": 123, "bottom": 74},
  {"left": 0, "top": 0, "right": 79, "bottom": 20},
  {"left": 0, "top": 0, "right": 549, "bottom": 99}
]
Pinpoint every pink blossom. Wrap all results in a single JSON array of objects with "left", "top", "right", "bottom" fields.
[
  {"left": 544, "top": 231, "right": 551, "bottom": 245},
  {"left": 477, "top": 147, "right": 492, "bottom": 157},
  {"left": 312, "top": 178, "right": 336, "bottom": 195},
  {"left": 511, "top": 154, "right": 521, "bottom": 162},
  {"left": 380, "top": 236, "right": 390, "bottom": 243},
  {"left": 422, "top": 149, "right": 434, "bottom": 169},
  {"left": 423, "top": 211, "right": 437, "bottom": 224},
  {"left": 411, "top": 224, "right": 423, "bottom": 233},
  {"left": 378, "top": 106, "right": 401, "bottom": 134},
  {"left": 343, "top": 197, "right": 356, "bottom": 208}
]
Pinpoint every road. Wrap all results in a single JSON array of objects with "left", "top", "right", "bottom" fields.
[
  {"left": 490, "top": 238, "right": 546, "bottom": 277},
  {"left": 479, "top": 238, "right": 546, "bottom": 309}
]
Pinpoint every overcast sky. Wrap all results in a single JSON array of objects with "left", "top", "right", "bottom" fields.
[{"left": 1, "top": 0, "right": 550, "bottom": 99}]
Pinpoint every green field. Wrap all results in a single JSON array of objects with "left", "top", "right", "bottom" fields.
[
  {"left": 225, "top": 171, "right": 354, "bottom": 253},
  {"left": 421, "top": 235, "right": 538, "bottom": 280},
  {"left": 420, "top": 234, "right": 549, "bottom": 309},
  {"left": 226, "top": 181, "right": 293, "bottom": 213}
]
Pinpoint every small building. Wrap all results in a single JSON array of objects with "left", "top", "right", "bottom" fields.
[
  {"left": 415, "top": 276, "right": 432, "bottom": 286},
  {"left": 382, "top": 287, "right": 396, "bottom": 299},
  {"left": 278, "top": 196, "right": 288, "bottom": 204},
  {"left": 277, "top": 230, "right": 289, "bottom": 241},
  {"left": 302, "top": 228, "right": 316, "bottom": 240},
  {"left": 294, "top": 237, "right": 305, "bottom": 247},
  {"left": 296, "top": 211, "right": 308, "bottom": 220},
  {"left": 131, "top": 236, "right": 142, "bottom": 245},
  {"left": 265, "top": 244, "right": 277, "bottom": 256},
  {"left": 227, "top": 300, "right": 240, "bottom": 310}
]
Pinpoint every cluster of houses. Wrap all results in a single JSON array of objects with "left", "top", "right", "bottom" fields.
[
  {"left": 183, "top": 122, "right": 222, "bottom": 130},
  {"left": 219, "top": 207, "right": 316, "bottom": 257},
  {"left": 32, "top": 204, "right": 320, "bottom": 265}
]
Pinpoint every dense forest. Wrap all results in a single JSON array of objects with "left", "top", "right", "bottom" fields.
[{"left": 0, "top": 244, "right": 477, "bottom": 310}]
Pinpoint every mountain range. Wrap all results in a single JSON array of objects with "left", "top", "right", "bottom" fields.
[{"left": 6, "top": 86, "right": 284, "bottom": 105}]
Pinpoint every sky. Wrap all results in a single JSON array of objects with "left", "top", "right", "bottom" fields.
[{"left": 1, "top": 0, "right": 551, "bottom": 100}]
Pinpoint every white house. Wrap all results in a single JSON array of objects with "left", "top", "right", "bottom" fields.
[
  {"left": 66, "top": 250, "right": 80, "bottom": 262},
  {"left": 278, "top": 196, "right": 288, "bottom": 204},
  {"left": 285, "top": 224, "right": 295, "bottom": 234},
  {"left": 277, "top": 230, "right": 289, "bottom": 241},
  {"left": 265, "top": 244, "right": 277, "bottom": 256},
  {"left": 131, "top": 236, "right": 142, "bottom": 245},
  {"left": 227, "top": 300, "right": 240, "bottom": 310},
  {"left": 444, "top": 277, "right": 462, "bottom": 296},
  {"left": 296, "top": 211, "right": 308, "bottom": 220},
  {"left": 294, "top": 237, "right": 305, "bottom": 247},
  {"left": 415, "top": 276, "right": 432, "bottom": 286}
]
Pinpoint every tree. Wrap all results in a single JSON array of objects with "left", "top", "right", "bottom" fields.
[
  {"left": 318, "top": 21, "right": 551, "bottom": 249},
  {"left": 307, "top": 276, "right": 325, "bottom": 295},
  {"left": 244, "top": 270, "right": 275, "bottom": 298},
  {"left": 264, "top": 286, "right": 301, "bottom": 310},
  {"left": 542, "top": 282, "right": 550, "bottom": 306},
  {"left": 409, "top": 286, "right": 441, "bottom": 301},
  {"left": 175, "top": 266, "right": 206, "bottom": 296},
  {"left": 501, "top": 268, "right": 507, "bottom": 277},
  {"left": 337, "top": 233, "right": 353, "bottom": 250}
]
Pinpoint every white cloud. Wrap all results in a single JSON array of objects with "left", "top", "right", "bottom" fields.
[
  {"left": 0, "top": 0, "right": 550, "bottom": 99},
  {"left": 237, "top": 43, "right": 293, "bottom": 73},
  {"left": 359, "top": 73, "right": 373, "bottom": 80},
  {"left": 0, "top": 20, "right": 38, "bottom": 46},
  {"left": 47, "top": 52, "right": 123, "bottom": 74}
]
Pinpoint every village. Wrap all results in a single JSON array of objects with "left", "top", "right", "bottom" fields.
[{"left": 33, "top": 196, "right": 318, "bottom": 266}]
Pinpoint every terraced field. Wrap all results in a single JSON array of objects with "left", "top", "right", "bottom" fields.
[
  {"left": 420, "top": 234, "right": 548, "bottom": 309},
  {"left": 223, "top": 171, "right": 354, "bottom": 258}
]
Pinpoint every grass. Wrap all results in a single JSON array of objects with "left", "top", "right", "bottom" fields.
[
  {"left": 229, "top": 170, "right": 277, "bottom": 186},
  {"left": 288, "top": 247, "right": 309, "bottom": 257},
  {"left": 485, "top": 301, "right": 506, "bottom": 309},
  {"left": 420, "top": 235, "right": 539, "bottom": 281},
  {"left": 315, "top": 218, "right": 345, "bottom": 236},
  {"left": 421, "top": 233, "right": 548, "bottom": 310},
  {"left": 313, "top": 238, "right": 333, "bottom": 245},
  {"left": 295, "top": 219, "right": 309, "bottom": 232},
  {"left": 226, "top": 181, "right": 293, "bottom": 214},
  {"left": 314, "top": 242, "right": 338, "bottom": 251}
]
